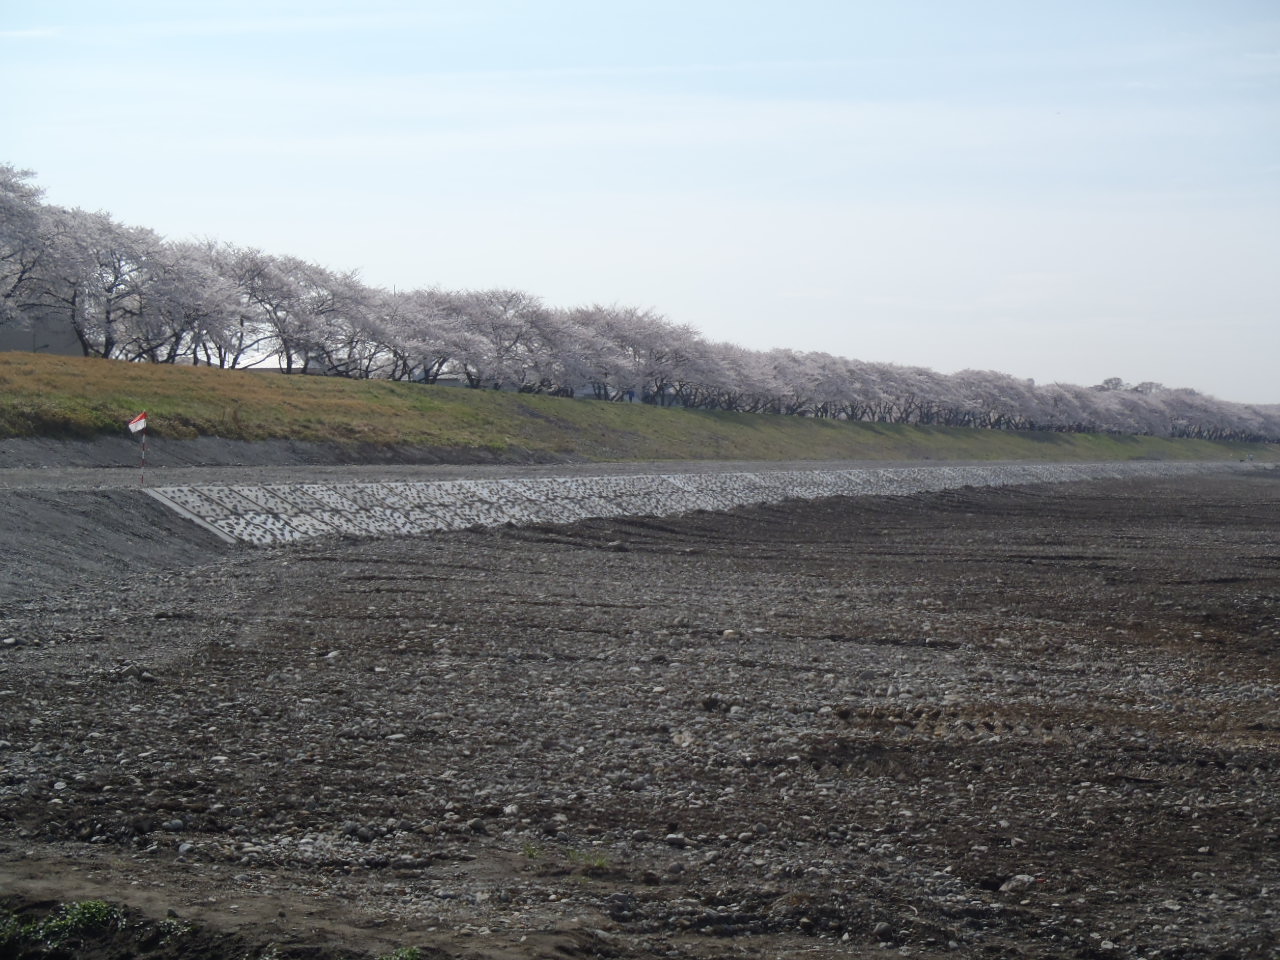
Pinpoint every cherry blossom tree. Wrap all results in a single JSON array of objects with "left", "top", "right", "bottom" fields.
[
  {"left": 17, "top": 207, "right": 164, "bottom": 359},
  {"left": 298, "top": 268, "right": 383, "bottom": 378},
  {"left": 0, "top": 165, "right": 53, "bottom": 330},
  {"left": 375, "top": 287, "right": 457, "bottom": 382},
  {"left": 447, "top": 288, "right": 548, "bottom": 389},
  {"left": 115, "top": 240, "right": 240, "bottom": 364},
  {"left": 561, "top": 305, "right": 637, "bottom": 400},
  {"left": 234, "top": 255, "right": 369, "bottom": 375}
]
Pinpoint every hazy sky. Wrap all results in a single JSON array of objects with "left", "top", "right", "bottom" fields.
[{"left": 3, "top": 1, "right": 1277, "bottom": 402}]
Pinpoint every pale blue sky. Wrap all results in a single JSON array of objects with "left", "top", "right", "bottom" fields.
[{"left": 3, "top": 1, "right": 1277, "bottom": 401}]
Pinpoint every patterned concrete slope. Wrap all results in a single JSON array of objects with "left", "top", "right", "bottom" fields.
[{"left": 145, "top": 461, "right": 1247, "bottom": 547}]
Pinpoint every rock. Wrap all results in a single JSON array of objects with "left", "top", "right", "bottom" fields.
[{"left": 1000, "top": 874, "right": 1037, "bottom": 893}]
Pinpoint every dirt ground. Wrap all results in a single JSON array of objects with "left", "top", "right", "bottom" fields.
[{"left": 1, "top": 466, "right": 1278, "bottom": 959}]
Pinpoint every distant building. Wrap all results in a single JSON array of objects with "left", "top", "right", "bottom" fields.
[{"left": 0, "top": 315, "right": 81, "bottom": 356}]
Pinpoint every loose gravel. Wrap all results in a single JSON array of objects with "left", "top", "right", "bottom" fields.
[{"left": 1, "top": 460, "right": 1278, "bottom": 960}]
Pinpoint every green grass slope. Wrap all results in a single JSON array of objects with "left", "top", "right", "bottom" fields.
[{"left": 1, "top": 352, "right": 1274, "bottom": 463}]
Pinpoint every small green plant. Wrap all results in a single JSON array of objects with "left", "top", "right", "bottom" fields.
[
  {"left": 0, "top": 910, "right": 37, "bottom": 947},
  {"left": 156, "top": 916, "right": 195, "bottom": 944},
  {"left": 566, "top": 847, "right": 611, "bottom": 869},
  {"left": 38, "top": 899, "right": 121, "bottom": 944},
  {"left": 376, "top": 948, "right": 422, "bottom": 960},
  {"left": 520, "top": 841, "right": 543, "bottom": 859}
]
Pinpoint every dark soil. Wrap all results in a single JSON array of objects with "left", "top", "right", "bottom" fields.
[{"left": 1, "top": 469, "right": 1278, "bottom": 959}]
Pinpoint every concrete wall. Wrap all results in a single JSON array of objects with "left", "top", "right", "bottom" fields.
[{"left": 146, "top": 460, "right": 1251, "bottom": 547}]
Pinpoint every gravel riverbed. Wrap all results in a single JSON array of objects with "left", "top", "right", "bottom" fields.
[{"left": 1, "top": 461, "right": 1278, "bottom": 959}]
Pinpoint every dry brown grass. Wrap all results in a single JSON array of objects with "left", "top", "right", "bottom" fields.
[{"left": 1, "top": 352, "right": 1274, "bottom": 463}]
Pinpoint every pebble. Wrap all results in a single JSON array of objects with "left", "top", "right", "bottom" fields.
[{"left": 1000, "top": 874, "right": 1036, "bottom": 893}]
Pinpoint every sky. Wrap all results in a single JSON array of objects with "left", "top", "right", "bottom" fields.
[{"left": 2, "top": 0, "right": 1278, "bottom": 403}]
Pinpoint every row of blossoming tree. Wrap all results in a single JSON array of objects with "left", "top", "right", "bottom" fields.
[{"left": 2, "top": 165, "right": 1276, "bottom": 441}]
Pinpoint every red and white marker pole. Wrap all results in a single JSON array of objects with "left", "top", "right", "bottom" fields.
[{"left": 127, "top": 411, "right": 148, "bottom": 486}]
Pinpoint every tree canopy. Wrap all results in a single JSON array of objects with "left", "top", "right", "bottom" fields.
[{"left": 2, "top": 164, "right": 1275, "bottom": 442}]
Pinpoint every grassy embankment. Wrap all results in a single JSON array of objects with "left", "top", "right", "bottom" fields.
[{"left": 1, "top": 352, "right": 1275, "bottom": 463}]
